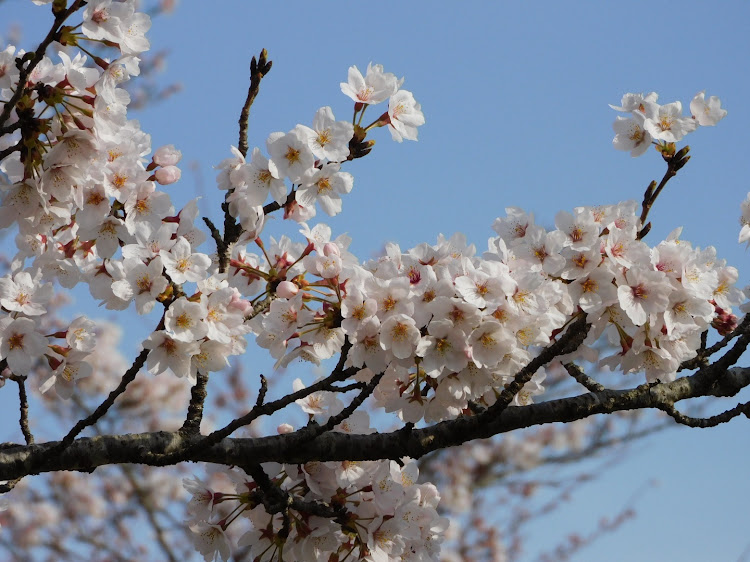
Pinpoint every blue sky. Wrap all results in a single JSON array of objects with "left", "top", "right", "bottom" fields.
[{"left": 3, "top": 1, "right": 750, "bottom": 560}]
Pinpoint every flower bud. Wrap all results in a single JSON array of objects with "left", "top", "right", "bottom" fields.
[
  {"left": 277, "top": 423, "right": 294, "bottom": 434},
  {"left": 154, "top": 165, "right": 182, "bottom": 185},
  {"left": 323, "top": 242, "right": 340, "bottom": 257},
  {"left": 276, "top": 281, "right": 299, "bottom": 298},
  {"left": 153, "top": 144, "right": 182, "bottom": 166}
]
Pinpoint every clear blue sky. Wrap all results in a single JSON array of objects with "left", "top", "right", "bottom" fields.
[{"left": 3, "top": 1, "right": 750, "bottom": 560}]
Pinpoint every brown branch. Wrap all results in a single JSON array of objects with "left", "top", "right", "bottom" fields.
[
  {"left": 485, "top": 314, "right": 589, "bottom": 418},
  {"left": 180, "top": 371, "right": 209, "bottom": 436},
  {"left": 656, "top": 400, "right": 750, "bottom": 428},
  {"left": 4, "top": 361, "right": 749, "bottom": 481},
  {"left": 12, "top": 374, "right": 34, "bottom": 445},
  {"left": 237, "top": 49, "right": 272, "bottom": 159},
  {"left": 30, "top": 347, "right": 150, "bottom": 470},
  {"left": 679, "top": 315, "right": 750, "bottom": 372},
  {"left": 563, "top": 362, "right": 605, "bottom": 392},
  {"left": 143, "top": 339, "right": 356, "bottom": 465},
  {"left": 637, "top": 145, "right": 690, "bottom": 240},
  {"left": 255, "top": 374, "right": 268, "bottom": 407}
]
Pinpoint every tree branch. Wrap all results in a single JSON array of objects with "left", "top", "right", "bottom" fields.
[
  {"left": 180, "top": 371, "right": 209, "bottom": 436},
  {"left": 3, "top": 362, "right": 749, "bottom": 481}
]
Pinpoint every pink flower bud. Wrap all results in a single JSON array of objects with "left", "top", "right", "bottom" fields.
[
  {"left": 228, "top": 291, "right": 253, "bottom": 314},
  {"left": 276, "top": 280, "right": 299, "bottom": 299},
  {"left": 153, "top": 144, "right": 182, "bottom": 166},
  {"left": 277, "top": 423, "right": 294, "bottom": 434},
  {"left": 154, "top": 165, "right": 182, "bottom": 185},
  {"left": 323, "top": 242, "right": 340, "bottom": 257}
]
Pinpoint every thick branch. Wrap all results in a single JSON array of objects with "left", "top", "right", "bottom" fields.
[
  {"left": 3, "top": 365, "right": 748, "bottom": 481},
  {"left": 180, "top": 371, "right": 209, "bottom": 435}
]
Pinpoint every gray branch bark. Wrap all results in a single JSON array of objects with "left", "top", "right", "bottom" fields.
[{"left": 2, "top": 365, "right": 748, "bottom": 482}]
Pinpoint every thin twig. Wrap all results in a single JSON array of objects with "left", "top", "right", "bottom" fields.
[
  {"left": 144, "top": 340, "right": 355, "bottom": 465},
  {"left": 637, "top": 145, "right": 690, "bottom": 239},
  {"left": 10, "top": 374, "right": 34, "bottom": 445},
  {"left": 237, "top": 49, "right": 272, "bottom": 158},
  {"left": 657, "top": 400, "right": 750, "bottom": 428},
  {"left": 486, "top": 315, "right": 590, "bottom": 418},
  {"left": 256, "top": 374, "right": 268, "bottom": 407},
  {"left": 563, "top": 362, "right": 605, "bottom": 392}
]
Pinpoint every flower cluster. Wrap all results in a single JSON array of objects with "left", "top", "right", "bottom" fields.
[
  {"left": 611, "top": 91, "right": 726, "bottom": 156},
  {"left": 235, "top": 199, "right": 742, "bottom": 427},
  {"left": 184, "top": 395, "right": 447, "bottom": 562},
  {"left": 1, "top": 3, "right": 746, "bottom": 561},
  {"left": 219, "top": 62, "right": 424, "bottom": 230}
]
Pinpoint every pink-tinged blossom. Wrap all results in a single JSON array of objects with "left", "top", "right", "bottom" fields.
[
  {"left": 569, "top": 266, "right": 618, "bottom": 314},
  {"left": 417, "top": 319, "right": 469, "bottom": 376},
  {"left": 165, "top": 297, "right": 208, "bottom": 343},
  {"left": 296, "top": 163, "right": 354, "bottom": 217},
  {"left": 0, "top": 270, "right": 53, "bottom": 316},
  {"left": 190, "top": 340, "right": 231, "bottom": 379},
  {"left": 0, "top": 45, "right": 20, "bottom": 90},
  {"left": 143, "top": 331, "right": 200, "bottom": 380},
  {"left": 275, "top": 280, "right": 299, "bottom": 299},
  {"left": 293, "top": 378, "right": 344, "bottom": 416},
  {"left": 214, "top": 146, "right": 246, "bottom": 191},
  {"left": 340, "top": 63, "right": 402, "bottom": 105},
  {"left": 160, "top": 237, "right": 212, "bottom": 284},
  {"left": 227, "top": 198, "right": 265, "bottom": 239},
  {"left": 555, "top": 209, "right": 599, "bottom": 251},
  {"left": 380, "top": 314, "right": 421, "bottom": 360},
  {"left": 267, "top": 128, "right": 315, "bottom": 183},
  {"left": 617, "top": 267, "right": 672, "bottom": 325},
  {"left": 57, "top": 50, "right": 100, "bottom": 93},
  {"left": 347, "top": 317, "right": 388, "bottom": 373},
  {"left": 228, "top": 148, "right": 286, "bottom": 206},
  {"left": 604, "top": 227, "right": 650, "bottom": 269},
  {"left": 111, "top": 257, "right": 168, "bottom": 314},
  {"left": 152, "top": 144, "right": 182, "bottom": 166},
  {"left": 124, "top": 182, "right": 173, "bottom": 235},
  {"left": 454, "top": 262, "right": 513, "bottom": 309},
  {"left": 119, "top": 12, "right": 151, "bottom": 56},
  {"left": 203, "top": 288, "right": 245, "bottom": 345},
  {"left": 341, "top": 287, "right": 378, "bottom": 337},
  {"left": 298, "top": 106, "right": 354, "bottom": 161},
  {"left": 188, "top": 522, "right": 231, "bottom": 562},
  {"left": 468, "top": 320, "right": 512, "bottom": 369},
  {"left": 612, "top": 115, "right": 652, "bottom": 157},
  {"left": 690, "top": 91, "right": 727, "bottom": 126},
  {"left": 0, "top": 317, "right": 48, "bottom": 375},
  {"left": 301, "top": 325, "right": 345, "bottom": 360},
  {"left": 609, "top": 91, "right": 658, "bottom": 113},
  {"left": 66, "top": 316, "right": 97, "bottom": 352},
  {"left": 642, "top": 100, "right": 698, "bottom": 142},
  {"left": 387, "top": 90, "right": 425, "bottom": 142},
  {"left": 39, "top": 350, "right": 92, "bottom": 399},
  {"left": 183, "top": 476, "right": 218, "bottom": 520},
  {"left": 82, "top": 0, "right": 133, "bottom": 42},
  {"left": 154, "top": 165, "right": 181, "bottom": 185},
  {"left": 713, "top": 266, "right": 744, "bottom": 310}
]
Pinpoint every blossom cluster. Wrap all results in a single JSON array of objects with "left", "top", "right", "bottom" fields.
[
  {"left": 232, "top": 199, "right": 743, "bottom": 427},
  {"left": 218, "top": 61, "right": 424, "bottom": 230},
  {"left": 1, "top": 2, "right": 746, "bottom": 561},
  {"left": 611, "top": 91, "right": 727, "bottom": 156},
  {"left": 185, "top": 396, "right": 447, "bottom": 562}
]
